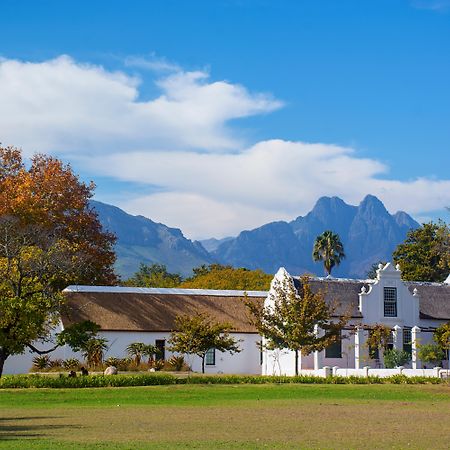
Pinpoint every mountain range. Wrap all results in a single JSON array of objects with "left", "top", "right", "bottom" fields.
[{"left": 91, "top": 195, "right": 419, "bottom": 280}]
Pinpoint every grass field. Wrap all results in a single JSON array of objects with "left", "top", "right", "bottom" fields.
[{"left": 1, "top": 384, "right": 450, "bottom": 449}]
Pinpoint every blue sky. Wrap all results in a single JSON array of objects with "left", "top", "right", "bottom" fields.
[{"left": 1, "top": 0, "right": 449, "bottom": 238}]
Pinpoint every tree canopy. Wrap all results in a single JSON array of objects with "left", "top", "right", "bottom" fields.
[
  {"left": 0, "top": 146, "right": 117, "bottom": 376},
  {"left": 124, "top": 263, "right": 273, "bottom": 290},
  {"left": 312, "top": 230, "right": 345, "bottom": 276},
  {"left": 168, "top": 312, "right": 241, "bottom": 373},
  {"left": 180, "top": 264, "right": 272, "bottom": 290},
  {"left": 393, "top": 221, "right": 450, "bottom": 282},
  {"left": 246, "top": 271, "right": 348, "bottom": 375},
  {"left": 123, "top": 263, "right": 182, "bottom": 288}
]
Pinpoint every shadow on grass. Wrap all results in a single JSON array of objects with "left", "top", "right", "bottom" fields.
[{"left": 0, "top": 417, "right": 79, "bottom": 441}]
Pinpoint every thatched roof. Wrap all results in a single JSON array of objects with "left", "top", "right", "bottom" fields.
[
  {"left": 292, "top": 278, "right": 450, "bottom": 321},
  {"left": 292, "top": 278, "right": 366, "bottom": 318},
  {"left": 61, "top": 277, "right": 450, "bottom": 333},
  {"left": 62, "top": 286, "right": 266, "bottom": 333},
  {"left": 407, "top": 283, "right": 450, "bottom": 320}
]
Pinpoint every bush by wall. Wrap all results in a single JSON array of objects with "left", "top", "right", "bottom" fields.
[{"left": 0, "top": 372, "right": 445, "bottom": 389}]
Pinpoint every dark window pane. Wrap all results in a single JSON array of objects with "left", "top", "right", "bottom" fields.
[
  {"left": 325, "top": 336, "right": 342, "bottom": 358},
  {"left": 384, "top": 287, "right": 397, "bottom": 317},
  {"left": 155, "top": 340, "right": 165, "bottom": 361},
  {"left": 205, "top": 348, "right": 215, "bottom": 366}
]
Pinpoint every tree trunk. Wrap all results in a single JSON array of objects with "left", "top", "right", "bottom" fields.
[
  {"left": 295, "top": 349, "right": 299, "bottom": 376},
  {"left": 0, "top": 348, "right": 9, "bottom": 378},
  {"left": 201, "top": 355, "right": 205, "bottom": 374}
]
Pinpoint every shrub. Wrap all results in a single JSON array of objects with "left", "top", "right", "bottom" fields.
[
  {"left": 0, "top": 372, "right": 445, "bottom": 389},
  {"left": 418, "top": 343, "right": 446, "bottom": 367},
  {"left": 31, "top": 355, "right": 50, "bottom": 371},
  {"left": 152, "top": 360, "right": 165, "bottom": 371},
  {"left": 383, "top": 349, "right": 411, "bottom": 368},
  {"left": 62, "top": 358, "right": 81, "bottom": 370},
  {"left": 48, "top": 359, "right": 64, "bottom": 369},
  {"left": 168, "top": 355, "right": 187, "bottom": 371},
  {"left": 104, "top": 357, "right": 121, "bottom": 367}
]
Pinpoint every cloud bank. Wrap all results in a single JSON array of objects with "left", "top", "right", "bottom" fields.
[{"left": 1, "top": 56, "right": 449, "bottom": 239}]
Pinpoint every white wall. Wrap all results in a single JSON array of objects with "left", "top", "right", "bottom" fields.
[{"left": 3, "top": 330, "right": 262, "bottom": 375}]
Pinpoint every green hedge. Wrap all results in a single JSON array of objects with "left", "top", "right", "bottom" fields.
[{"left": 0, "top": 372, "right": 445, "bottom": 389}]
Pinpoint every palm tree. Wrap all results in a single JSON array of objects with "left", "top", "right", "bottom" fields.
[
  {"left": 82, "top": 338, "right": 108, "bottom": 368},
  {"left": 126, "top": 342, "right": 148, "bottom": 366},
  {"left": 143, "top": 344, "right": 158, "bottom": 365},
  {"left": 312, "top": 230, "right": 345, "bottom": 276}
]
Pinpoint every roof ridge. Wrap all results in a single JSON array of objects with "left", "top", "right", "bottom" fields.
[{"left": 63, "top": 285, "right": 268, "bottom": 297}]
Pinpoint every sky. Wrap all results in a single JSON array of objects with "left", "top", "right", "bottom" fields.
[{"left": 0, "top": 0, "right": 449, "bottom": 239}]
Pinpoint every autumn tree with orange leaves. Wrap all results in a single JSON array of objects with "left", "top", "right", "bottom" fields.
[{"left": 0, "top": 146, "right": 117, "bottom": 376}]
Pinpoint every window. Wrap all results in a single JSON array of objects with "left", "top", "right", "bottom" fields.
[
  {"left": 325, "top": 335, "right": 342, "bottom": 358},
  {"left": 205, "top": 348, "right": 216, "bottom": 366},
  {"left": 403, "top": 329, "right": 412, "bottom": 356},
  {"left": 384, "top": 287, "right": 397, "bottom": 317},
  {"left": 155, "top": 339, "right": 165, "bottom": 361}
]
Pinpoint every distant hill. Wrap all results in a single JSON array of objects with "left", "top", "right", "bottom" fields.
[
  {"left": 211, "top": 195, "right": 419, "bottom": 278},
  {"left": 91, "top": 201, "right": 213, "bottom": 279},
  {"left": 92, "top": 195, "right": 419, "bottom": 280}
]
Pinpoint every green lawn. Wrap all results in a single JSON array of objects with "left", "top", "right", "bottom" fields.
[{"left": 1, "top": 384, "right": 450, "bottom": 449}]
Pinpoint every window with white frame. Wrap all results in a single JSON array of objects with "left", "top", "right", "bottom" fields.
[
  {"left": 205, "top": 348, "right": 215, "bottom": 366},
  {"left": 384, "top": 287, "right": 397, "bottom": 317},
  {"left": 403, "top": 329, "right": 412, "bottom": 356}
]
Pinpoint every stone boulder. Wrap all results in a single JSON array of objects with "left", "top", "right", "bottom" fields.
[{"left": 104, "top": 366, "right": 118, "bottom": 375}]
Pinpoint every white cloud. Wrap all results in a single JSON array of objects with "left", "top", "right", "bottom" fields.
[
  {"left": 84, "top": 139, "right": 450, "bottom": 239},
  {"left": 0, "top": 55, "right": 281, "bottom": 155},
  {"left": 1, "top": 55, "right": 449, "bottom": 239},
  {"left": 124, "top": 54, "right": 181, "bottom": 72},
  {"left": 411, "top": 0, "right": 450, "bottom": 11}
]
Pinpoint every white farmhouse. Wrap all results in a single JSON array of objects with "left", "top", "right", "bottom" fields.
[
  {"left": 263, "top": 263, "right": 450, "bottom": 377},
  {"left": 4, "top": 262, "right": 450, "bottom": 377}
]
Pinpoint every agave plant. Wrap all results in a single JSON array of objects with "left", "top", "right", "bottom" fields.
[
  {"left": 48, "top": 358, "right": 64, "bottom": 369},
  {"left": 62, "top": 358, "right": 81, "bottom": 370},
  {"left": 104, "top": 356, "right": 121, "bottom": 367},
  {"left": 32, "top": 355, "right": 50, "bottom": 370},
  {"left": 168, "top": 355, "right": 186, "bottom": 371}
]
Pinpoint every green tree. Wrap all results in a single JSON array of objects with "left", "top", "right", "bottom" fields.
[
  {"left": 312, "top": 231, "right": 345, "bottom": 276},
  {"left": 246, "top": 271, "right": 348, "bottom": 375},
  {"left": 366, "top": 261, "right": 387, "bottom": 279},
  {"left": 168, "top": 312, "right": 241, "bottom": 373},
  {"left": 124, "top": 263, "right": 182, "bottom": 288},
  {"left": 0, "top": 147, "right": 117, "bottom": 376},
  {"left": 434, "top": 322, "right": 450, "bottom": 351},
  {"left": 181, "top": 264, "right": 272, "bottom": 290},
  {"left": 418, "top": 343, "right": 446, "bottom": 367},
  {"left": 393, "top": 221, "right": 450, "bottom": 282},
  {"left": 365, "top": 324, "right": 391, "bottom": 360}
]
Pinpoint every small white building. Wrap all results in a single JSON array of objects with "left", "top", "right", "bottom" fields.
[
  {"left": 263, "top": 263, "right": 450, "bottom": 377},
  {"left": 4, "top": 286, "right": 266, "bottom": 375}
]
